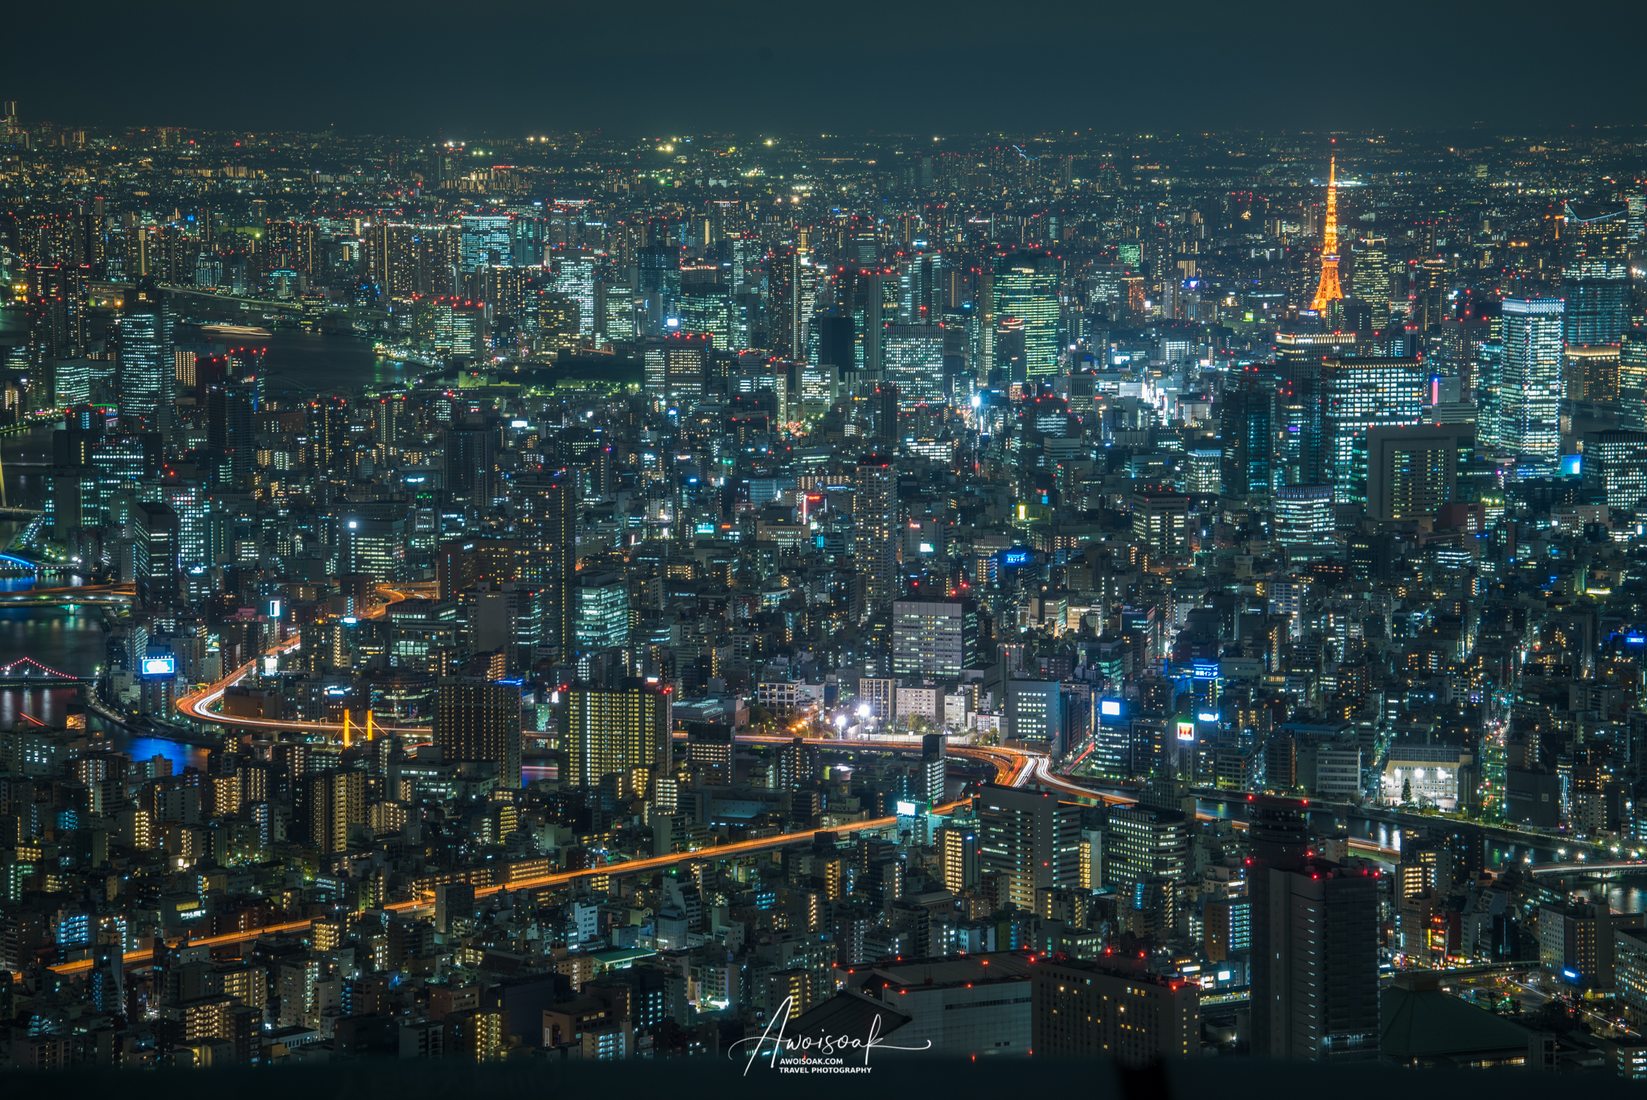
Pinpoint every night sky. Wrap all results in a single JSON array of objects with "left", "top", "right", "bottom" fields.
[{"left": 6, "top": 0, "right": 1643, "bottom": 135}]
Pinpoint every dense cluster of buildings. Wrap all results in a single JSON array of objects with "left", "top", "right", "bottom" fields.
[{"left": 3, "top": 108, "right": 1647, "bottom": 1073}]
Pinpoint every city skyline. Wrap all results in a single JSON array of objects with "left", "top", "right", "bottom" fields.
[{"left": 2, "top": 62, "right": 1647, "bottom": 1080}]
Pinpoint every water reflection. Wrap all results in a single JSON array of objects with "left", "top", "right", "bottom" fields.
[{"left": 120, "top": 735, "right": 211, "bottom": 774}]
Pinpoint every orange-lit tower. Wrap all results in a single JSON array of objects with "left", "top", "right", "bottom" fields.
[{"left": 1309, "top": 155, "right": 1344, "bottom": 312}]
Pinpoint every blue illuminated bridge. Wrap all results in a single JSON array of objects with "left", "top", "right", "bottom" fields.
[{"left": 0, "top": 552, "right": 88, "bottom": 579}]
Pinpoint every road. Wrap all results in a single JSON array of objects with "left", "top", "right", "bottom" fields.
[
  {"left": 173, "top": 582, "right": 435, "bottom": 733},
  {"left": 45, "top": 791, "right": 977, "bottom": 978}
]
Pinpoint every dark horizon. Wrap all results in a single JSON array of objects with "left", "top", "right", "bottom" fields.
[{"left": 7, "top": 0, "right": 1646, "bottom": 136}]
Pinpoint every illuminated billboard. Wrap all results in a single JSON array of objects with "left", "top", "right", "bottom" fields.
[
  {"left": 141, "top": 656, "right": 176, "bottom": 678},
  {"left": 1175, "top": 719, "right": 1196, "bottom": 742}
]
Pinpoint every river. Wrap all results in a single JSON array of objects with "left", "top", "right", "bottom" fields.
[{"left": 0, "top": 331, "right": 405, "bottom": 770}]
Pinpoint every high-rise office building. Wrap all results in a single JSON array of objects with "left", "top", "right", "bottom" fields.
[
  {"left": 1499, "top": 297, "right": 1566, "bottom": 468},
  {"left": 853, "top": 456, "right": 899, "bottom": 621},
  {"left": 991, "top": 252, "right": 1060, "bottom": 382},
  {"left": 977, "top": 784, "right": 1082, "bottom": 911},
  {"left": 116, "top": 282, "right": 171, "bottom": 426},
  {"left": 1249, "top": 800, "right": 1380, "bottom": 1061},
  {"left": 341, "top": 502, "right": 411, "bottom": 582},
  {"left": 563, "top": 679, "right": 672, "bottom": 790},
  {"left": 1031, "top": 958, "right": 1200, "bottom": 1065},
  {"left": 1273, "top": 485, "right": 1335, "bottom": 557},
  {"left": 574, "top": 569, "right": 630, "bottom": 654},
  {"left": 1583, "top": 430, "right": 1647, "bottom": 515},
  {"left": 1566, "top": 344, "right": 1620, "bottom": 404},
  {"left": 1322, "top": 356, "right": 1426, "bottom": 502},
  {"left": 1276, "top": 331, "right": 1356, "bottom": 485},
  {"left": 1366, "top": 424, "right": 1470, "bottom": 522},
  {"left": 551, "top": 249, "right": 599, "bottom": 339},
  {"left": 1130, "top": 486, "right": 1190, "bottom": 562},
  {"left": 1561, "top": 201, "right": 1630, "bottom": 346},
  {"left": 1103, "top": 803, "right": 1189, "bottom": 894},
  {"left": 1352, "top": 236, "right": 1391, "bottom": 329},
  {"left": 459, "top": 214, "right": 512, "bottom": 273},
  {"left": 131, "top": 500, "right": 179, "bottom": 608},
  {"left": 642, "top": 333, "right": 711, "bottom": 411},
  {"left": 891, "top": 598, "right": 978, "bottom": 679},
  {"left": 515, "top": 471, "right": 576, "bottom": 661},
  {"left": 433, "top": 680, "right": 523, "bottom": 788},
  {"left": 1474, "top": 338, "right": 1505, "bottom": 449},
  {"left": 1621, "top": 329, "right": 1647, "bottom": 430},
  {"left": 1221, "top": 367, "right": 1275, "bottom": 496},
  {"left": 881, "top": 323, "right": 946, "bottom": 405}
]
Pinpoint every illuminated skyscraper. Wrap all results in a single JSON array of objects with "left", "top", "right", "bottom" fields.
[
  {"left": 295, "top": 768, "right": 365, "bottom": 857},
  {"left": 1309, "top": 156, "right": 1345, "bottom": 313},
  {"left": 1474, "top": 338, "right": 1505, "bottom": 449},
  {"left": 636, "top": 242, "right": 681, "bottom": 337},
  {"left": 1352, "top": 235, "right": 1390, "bottom": 329},
  {"left": 853, "top": 455, "right": 898, "bottom": 622},
  {"left": 459, "top": 214, "right": 512, "bottom": 273},
  {"left": 1221, "top": 366, "right": 1275, "bottom": 496},
  {"left": 1366, "top": 424, "right": 1469, "bottom": 522},
  {"left": 1274, "top": 485, "right": 1335, "bottom": 558},
  {"left": 1129, "top": 486, "right": 1190, "bottom": 562},
  {"left": 642, "top": 332, "right": 711, "bottom": 411},
  {"left": 1249, "top": 801, "right": 1379, "bottom": 1061},
  {"left": 1582, "top": 430, "right": 1647, "bottom": 515},
  {"left": 1561, "top": 200, "right": 1630, "bottom": 346},
  {"left": 551, "top": 249, "right": 598, "bottom": 338},
  {"left": 1103, "top": 803, "right": 1188, "bottom": 895},
  {"left": 1499, "top": 297, "right": 1566, "bottom": 468},
  {"left": 891, "top": 598, "right": 978, "bottom": 679},
  {"left": 1275, "top": 331, "right": 1356, "bottom": 486},
  {"left": 434, "top": 680, "right": 522, "bottom": 788},
  {"left": 574, "top": 569, "right": 630, "bottom": 654},
  {"left": 1621, "top": 329, "right": 1647, "bottom": 430},
  {"left": 563, "top": 679, "right": 672, "bottom": 790},
  {"left": 978, "top": 784, "right": 1082, "bottom": 911},
  {"left": 881, "top": 323, "right": 945, "bottom": 406},
  {"left": 1322, "top": 355, "right": 1426, "bottom": 502},
  {"left": 991, "top": 252, "right": 1060, "bottom": 381},
  {"left": 116, "top": 282, "right": 171, "bottom": 426}
]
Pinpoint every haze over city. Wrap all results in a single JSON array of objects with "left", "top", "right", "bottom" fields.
[{"left": 2, "top": 0, "right": 1647, "bottom": 1089}]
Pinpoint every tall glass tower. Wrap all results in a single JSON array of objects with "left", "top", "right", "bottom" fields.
[
  {"left": 116, "top": 282, "right": 171, "bottom": 427},
  {"left": 1561, "top": 201, "right": 1630, "bottom": 346},
  {"left": 1500, "top": 297, "right": 1566, "bottom": 469},
  {"left": 991, "top": 252, "right": 1060, "bottom": 383}
]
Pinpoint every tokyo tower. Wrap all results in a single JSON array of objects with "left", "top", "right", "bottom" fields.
[{"left": 1309, "top": 155, "right": 1344, "bottom": 313}]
